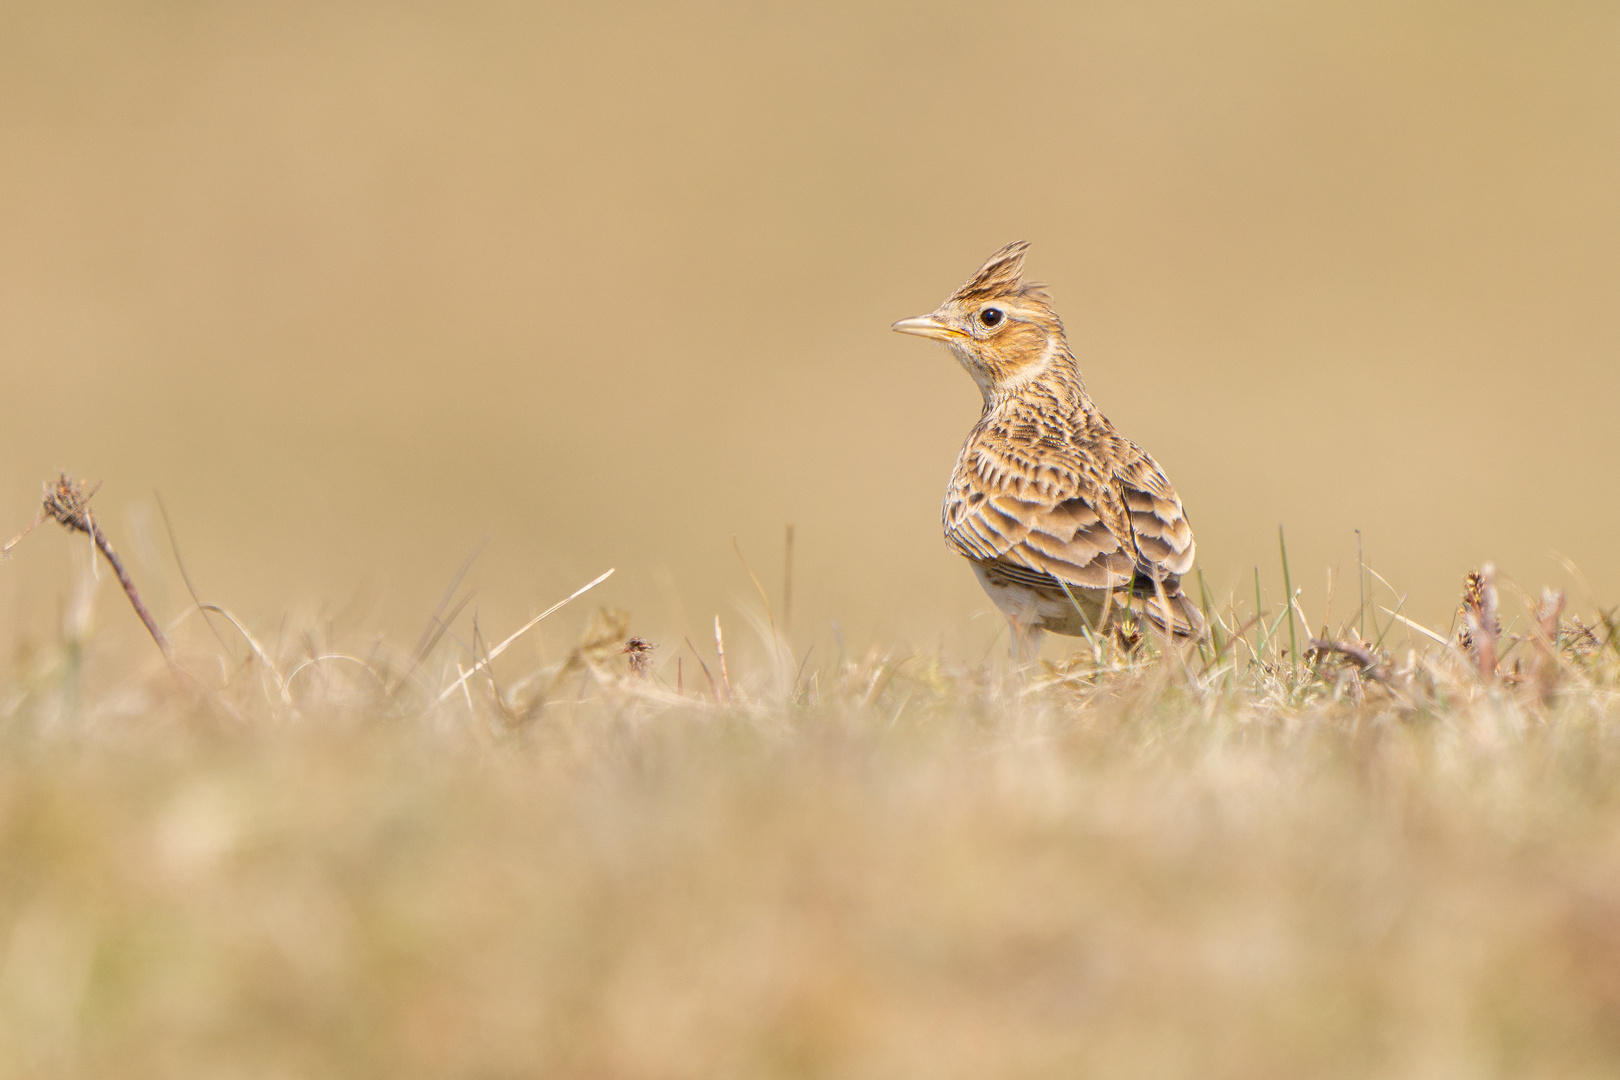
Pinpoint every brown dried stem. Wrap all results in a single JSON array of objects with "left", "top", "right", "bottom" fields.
[
  {"left": 1304, "top": 636, "right": 1387, "bottom": 680},
  {"left": 5, "top": 474, "right": 172, "bottom": 661}
]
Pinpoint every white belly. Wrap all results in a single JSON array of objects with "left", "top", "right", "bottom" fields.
[{"left": 970, "top": 564, "right": 1107, "bottom": 637}]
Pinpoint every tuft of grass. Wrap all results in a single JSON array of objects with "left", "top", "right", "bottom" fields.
[
  {"left": 0, "top": 562, "right": 1618, "bottom": 1079},
  {"left": 1280, "top": 524, "right": 1297, "bottom": 673}
]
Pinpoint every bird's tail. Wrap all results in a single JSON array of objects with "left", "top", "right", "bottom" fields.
[{"left": 1125, "top": 580, "right": 1205, "bottom": 641}]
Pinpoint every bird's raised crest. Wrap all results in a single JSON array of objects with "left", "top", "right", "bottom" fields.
[{"left": 950, "top": 241, "right": 1050, "bottom": 305}]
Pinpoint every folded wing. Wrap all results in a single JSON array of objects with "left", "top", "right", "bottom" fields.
[{"left": 944, "top": 437, "right": 1200, "bottom": 636}]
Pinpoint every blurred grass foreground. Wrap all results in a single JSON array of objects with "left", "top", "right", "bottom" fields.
[
  {"left": 7, "top": 3, "right": 1620, "bottom": 1075},
  {"left": 2, "top": 530, "right": 1619, "bottom": 1080}
]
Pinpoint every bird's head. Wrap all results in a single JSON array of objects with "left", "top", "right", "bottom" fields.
[{"left": 892, "top": 241, "right": 1069, "bottom": 401}]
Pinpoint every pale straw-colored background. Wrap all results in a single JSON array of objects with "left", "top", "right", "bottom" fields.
[{"left": 4, "top": 2, "right": 1617, "bottom": 659}]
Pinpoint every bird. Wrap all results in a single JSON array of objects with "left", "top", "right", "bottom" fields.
[{"left": 892, "top": 241, "right": 1202, "bottom": 656}]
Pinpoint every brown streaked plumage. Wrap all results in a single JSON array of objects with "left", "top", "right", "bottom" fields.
[{"left": 893, "top": 241, "right": 1202, "bottom": 653}]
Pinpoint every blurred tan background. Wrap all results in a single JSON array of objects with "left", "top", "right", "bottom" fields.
[{"left": 3, "top": 1, "right": 1618, "bottom": 660}]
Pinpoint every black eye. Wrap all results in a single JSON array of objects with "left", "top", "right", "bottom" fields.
[{"left": 979, "top": 308, "right": 1003, "bottom": 327}]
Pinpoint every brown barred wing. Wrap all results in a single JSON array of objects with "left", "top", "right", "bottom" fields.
[
  {"left": 1111, "top": 445, "right": 1196, "bottom": 581},
  {"left": 943, "top": 475, "right": 1137, "bottom": 592},
  {"left": 1110, "top": 445, "right": 1202, "bottom": 637}
]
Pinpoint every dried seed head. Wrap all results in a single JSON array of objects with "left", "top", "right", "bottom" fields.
[
  {"left": 1459, "top": 570, "right": 1500, "bottom": 633},
  {"left": 1562, "top": 618, "right": 1602, "bottom": 657},
  {"left": 1457, "top": 565, "right": 1501, "bottom": 681},
  {"left": 623, "top": 637, "right": 655, "bottom": 678},
  {"left": 41, "top": 473, "right": 100, "bottom": 535},
  {"left": 1534, "top": 588, "right": 1566, "bottom": 644},
  {"left": 1114, "top": 612, "right": 1143, "bottom": 653}
]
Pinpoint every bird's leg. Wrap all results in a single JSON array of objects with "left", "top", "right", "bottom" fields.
[{"left": 1009, "top": 620, "right": 1044, "bottom": 664}]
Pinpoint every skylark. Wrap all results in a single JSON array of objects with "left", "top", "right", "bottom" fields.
[{"left": 893, "top": 241, "right": 1202, "bottom": 652}]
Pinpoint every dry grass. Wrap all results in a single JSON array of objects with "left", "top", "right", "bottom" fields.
[
  {"left": 7, "top": 6, "right": 1620, "bottom": 1074},
  {"left": 1, "top": 555, "right": 1618, "bottom": 1080}
]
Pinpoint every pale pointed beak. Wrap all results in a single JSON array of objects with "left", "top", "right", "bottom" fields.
[{"left": 891, "top": 314, "right": 962, "bottom": 342}]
